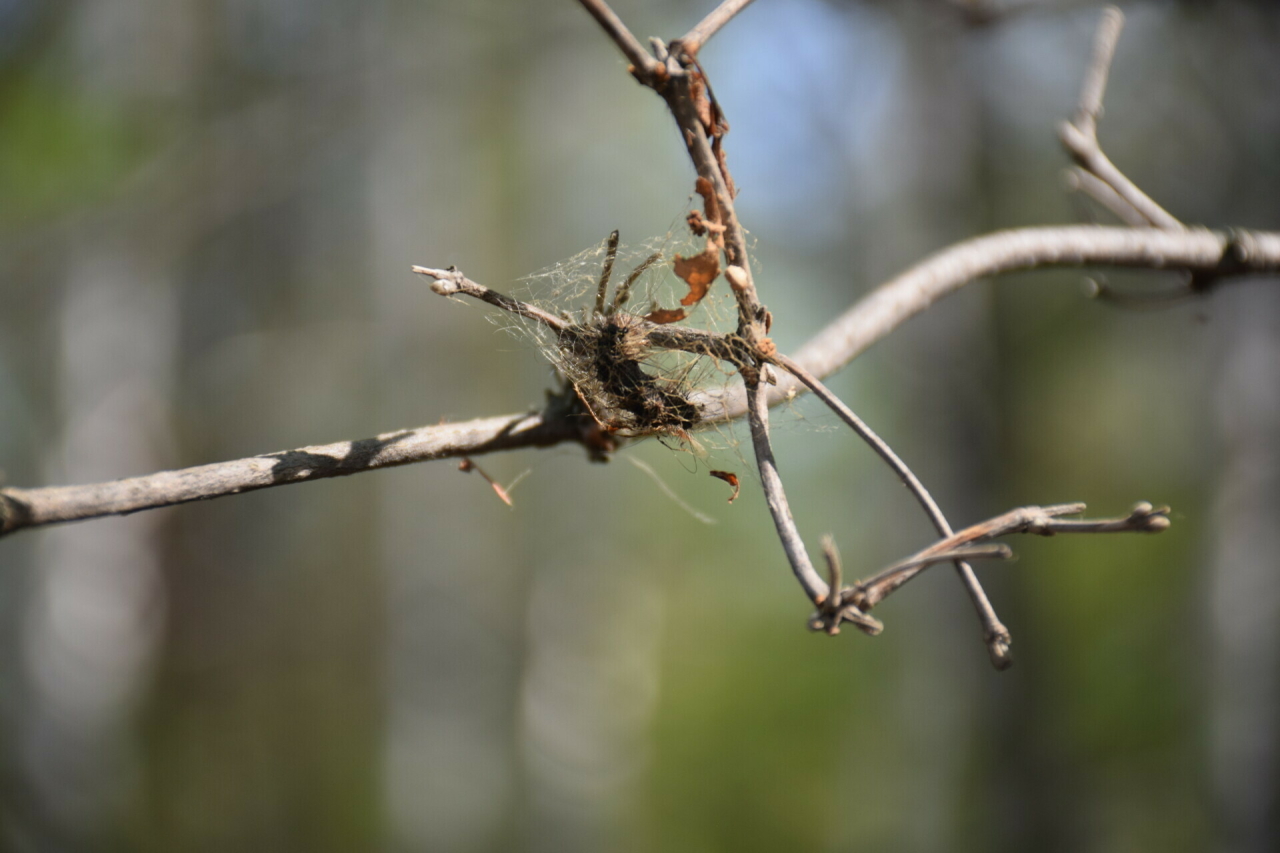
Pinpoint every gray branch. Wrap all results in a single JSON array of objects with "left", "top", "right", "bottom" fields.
[{"left": 4, "top": 225, "right": 1278, "bottom": 538}]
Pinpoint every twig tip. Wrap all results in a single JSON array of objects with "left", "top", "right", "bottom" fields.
[{"left": 413, "top": 265, "right": 462, "bottom": 296}]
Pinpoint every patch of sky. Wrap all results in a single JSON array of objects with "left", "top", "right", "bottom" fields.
[{"left": 709, "top": 0, "right": 903, "bottom": 247}]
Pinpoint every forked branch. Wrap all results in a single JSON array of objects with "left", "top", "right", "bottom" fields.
[
  {"left": 1059, "top": 8, "right": 1181, "bottom": 230},
  {"left": 810, "top": 502, "right": 1170, "bottom": 635},
  {"left": 1, "top": 4, "right": 1271, "bottom": 673}
]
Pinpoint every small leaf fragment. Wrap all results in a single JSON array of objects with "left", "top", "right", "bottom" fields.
[
  {"left": 713, "top": 136, "right": 737, "bottom": 199},
  {"left": 694, "top": 176, "right": 722, "bottom": 232},
  {"left": 691, "top": 72, "right": 714, "bottom": 130},
  {"left": 710, "top": 470, "right": 740, "bottom": 503},
  {"left": 644, "top": 306, "right": 688, "bottom": 324}
]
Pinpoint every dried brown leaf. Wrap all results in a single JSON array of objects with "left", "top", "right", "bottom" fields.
[
  {"left": 644, "top": 306, "right": 689, "bottom": 324},
  {"left": 674, "top": 241, "right": 720, "bottom": 306},
  {"left": 710, "top": 470, "right": 740, "bottom": 503}
]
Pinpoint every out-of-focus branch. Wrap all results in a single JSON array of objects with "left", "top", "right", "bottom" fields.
[
  {"left": 1059, "top": 7, "right": 1182, "bottom": 230},
  {"left": 1064, "top": 168, "right": 1151, "bottom": 228},
  {"left": 677, "top": 0, "right": 757, "bottom": 55}
]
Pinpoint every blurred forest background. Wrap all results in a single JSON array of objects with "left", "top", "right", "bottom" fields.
[{"left": 2, "top": 0, "right": 1279, "bottom": 851}]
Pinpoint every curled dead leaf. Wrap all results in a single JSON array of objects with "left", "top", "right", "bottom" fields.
[
  {"left": 710, "top": 470, "right": 740, "bottom": 503},
  {"left": 673, "top": 241, "right": 720, "bottom": 306}
]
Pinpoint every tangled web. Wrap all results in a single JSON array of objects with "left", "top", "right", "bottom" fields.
[{"left": 499, "top": 226, "right": 741, "bottom": 445}]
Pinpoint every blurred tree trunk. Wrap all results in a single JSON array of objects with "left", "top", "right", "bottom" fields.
[{"left": 1209, "top": 285, "right": 1280, "bottom": 853}]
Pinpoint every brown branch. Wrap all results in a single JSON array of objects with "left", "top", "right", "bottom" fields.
[{"left": 577, "top": 5, "right": 839, "bottom": 654}]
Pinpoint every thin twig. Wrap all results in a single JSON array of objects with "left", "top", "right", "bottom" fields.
[
  {"left": 745, "top": 381, "right": 830, "bottom": 605},
  {"left": 575, "top": 0, "right": 660, "bottom": 80},
  {"left": 414, "top": 266, "right": 568, "bottom": 333},
  {"left": 773, "top": 353, "right": 1013, "bottom": 667},
  {"left": 1058, "top": 7, "right": 1182, "bottom": 230},
  {"left": 595, "top": 229, "right": 620, "bottom": 317},
  {"left": 850, "top": 502, "right": 1170, "bottom": 610},
  {"left": 811, "top": 536, "right": 884, "bottom": 636},
  {"left": 1064, "top": 167, "right": 1151, "bottom": 228},
  {"left": 1075, "top": 6, "right": 1124, "bottom": 125},
  {"left": 416, "top": 264, "right": 744, "bottom": 365},
  {"left": 677, "top": 0, "right": 757, "bottom": 55}
]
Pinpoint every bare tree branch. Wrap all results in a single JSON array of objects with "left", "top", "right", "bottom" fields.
[
  {"left": 1064, "top": 167, "right": 1151, "bottom": 227},
  {"left": 706, "top": 225, "right": 1280, "bottom": 423},
  {"left": 5, "top": 224, "right": 1276, "bottom": 539},
  {"left": 745, "top": 381, "right": 830, "bottom": 605},
  {"left": 0, "top": 413, "right": 576, "bottom": 536},
  {"left": 0, "top": 5, "right": 1257, "bottom": 672},
  {"left": 1059, "top": 7, "right": 1182, "bottom": 230},
  {"left": 677, "top": 0, "right": 757, "bottom": 55},
  {"left": 575, "top": 0, "right": 660, "bottom": 80},
  {"left": 415, "top": 266, "right": 570, "bottom": 333},
  {"left": 849, "top": 502, "right": 1170, "bottom": 610},
  {"left": 773, "top": 353, "right": 1012, "bottom": 667}
]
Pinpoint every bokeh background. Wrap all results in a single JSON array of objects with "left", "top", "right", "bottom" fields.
[{"left": 2, "top": 0, "right": 1279, "bottom": 850}]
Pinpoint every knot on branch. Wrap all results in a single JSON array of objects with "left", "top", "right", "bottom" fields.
[
  {"left": 416, "top": 265, "right": 464, "bottom": 296},
  {"left": 0, "top": 494, "right": 21, "bottom": 537},
  {"left": 800, "top": 502, "right": 1170, "bottom": 646},
  {"left": 805, "top": 536, "right": 884, "bottom": 637}
]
